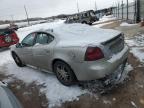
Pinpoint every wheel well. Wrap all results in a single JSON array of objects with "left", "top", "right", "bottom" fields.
[
  {"left": 11, "top": 51, "right": 16, "bottom": 55},
  {"left": 52, "top": 59, "right": 78, "bottom": 81},
  {"left": 52, "top": 59, "right": 68, "bottom": 72}
]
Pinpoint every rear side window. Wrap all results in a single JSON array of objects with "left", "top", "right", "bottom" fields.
[{"left": 36, "top": 33, "right": 54, "bottom": 45}]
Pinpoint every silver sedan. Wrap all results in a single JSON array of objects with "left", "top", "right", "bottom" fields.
[
  {"left": 0, "top": 82, "right": 23, "bottom": 108},
  {"left": 11, "top": 24, "right": 129, "bottom": 86}
]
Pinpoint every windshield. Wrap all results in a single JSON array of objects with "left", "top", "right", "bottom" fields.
[{"left": 0, "top": 30, "right": 13, "bottom": 36}]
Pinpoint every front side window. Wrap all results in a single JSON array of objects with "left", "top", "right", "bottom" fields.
[
  {"left": 36, "top": 33, "right": 54, "bottom": 45},
  {"left": 21, "top": 33, "right": 36, "bottom": 47}
]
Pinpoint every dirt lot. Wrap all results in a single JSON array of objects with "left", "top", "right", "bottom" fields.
[{"left": 0, "top": 21, "right": 144, "bottom": 108}]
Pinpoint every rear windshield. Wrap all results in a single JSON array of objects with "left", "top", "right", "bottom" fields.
[{"left": 0, "top": 29, "right": 14, "bottom": 36}]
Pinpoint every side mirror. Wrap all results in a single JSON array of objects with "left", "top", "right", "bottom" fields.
[{"left": 16, "top": 43, "right": 23, "bottom": 48}]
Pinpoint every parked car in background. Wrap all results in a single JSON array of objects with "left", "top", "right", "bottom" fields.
[
  {"left": 11, "top": 23, "right": 129, "bottom": 86},
  {"left": 9, "top": 23, "right": 19, "bottom": 31},
  {"left": 65, "top": 10, "right": 99, "bottom": 25},
  {"left": 0, "top": 82, "right": 23, "bottom": 108},
  {"left": 0, "top": 28, "right": 19, "bottom": 48}
]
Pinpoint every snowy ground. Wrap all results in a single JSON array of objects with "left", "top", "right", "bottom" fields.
[
  {"left": 120, "top": 22, "right": 138, "bottom": 27},
  {"left": 126, "top": 34, "right": 144, "bottom": 47},
  {"left": 93, "top": 22, "right": 114, "bottom": 28},
  {"left": 93, "top": 15, "right": 117, "bottom": 25},
  {"left": 126, "top": 33, "right": 144, "bottom": 63},
  {"left": 0, "top": 50, "right": 86, "bottom": 108}
]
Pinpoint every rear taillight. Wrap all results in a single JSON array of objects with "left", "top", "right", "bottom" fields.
[{"left": 85, "top": 47, "right": 104, "bottom": 61}]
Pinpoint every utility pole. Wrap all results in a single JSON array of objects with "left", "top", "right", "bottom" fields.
[
  {"left": 76, "top": 0, "right": 80, "bottom": 13},
  {"left": 24, "top": 5, "right": 30, "bottom": 25},
  {"left": 95, "top": 0, "right": 97, "bottom": 11}
]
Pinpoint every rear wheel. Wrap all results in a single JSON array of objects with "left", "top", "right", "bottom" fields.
[
  {"left": 53, "top": 61, "right": 77, "bottom": 86},
  {"left": 81, "top": 21, "right": 87, "bottom": 24},
  {"left": 89, "top": 23, "right": 92, "bottom": 25},
  {"left": 12, "top": 53, "right": 25, "bottom": 67}
]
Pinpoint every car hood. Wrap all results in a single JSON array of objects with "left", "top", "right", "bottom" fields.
[
  {"left": 55, "top": 24, "right": 121, "bottom": 47},
  {"left": 0, "top": 84, "right": 22, "bottom": 108}
]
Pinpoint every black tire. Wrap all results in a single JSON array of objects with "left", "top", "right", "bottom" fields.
[
  {"left": 53, "top": 61, "right": 77, "bottom": 86},
  {"left": 89, "top": 23, "right": 92, "bottom": 25},
  {"left": 12, "top": 53, "right": 25, "bottom": 67},
  {"left": 81, "top": 21, "right": 87, "bottom": 24}
]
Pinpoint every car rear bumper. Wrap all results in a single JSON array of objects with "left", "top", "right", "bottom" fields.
[{"left": 73, "top": 45, "right": 129, "bottom": 81}]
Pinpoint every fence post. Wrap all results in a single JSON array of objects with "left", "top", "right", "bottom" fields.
[
  {"left": 122, "top": 0, "right": 124, "bottom": 20},
  {"left": 127, "top": 0, "right": 129, "bottom": 20},
  {"left": 136, "top": 0, "right": 140, "bottom": 22},
  {"left": 116, "top": 6, "right": 117, "bottom": 17},
  {"left": 118, "top": 3, "right": 119, "bottom": 19}
]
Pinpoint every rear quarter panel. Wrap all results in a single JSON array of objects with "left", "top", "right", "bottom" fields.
[{"left": 52, "top": 45, "right": 87, "bottom": 67}]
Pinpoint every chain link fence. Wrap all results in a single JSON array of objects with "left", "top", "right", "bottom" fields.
[{"left": 113, "top": 0, "right": 144, "bottom": 23}]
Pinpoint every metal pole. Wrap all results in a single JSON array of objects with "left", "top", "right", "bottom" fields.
[
  {"left": 122, "top": 0, "right": 124, "bottom": 20},
  {"left": 136, "top": 0, "right": 140, "bottom": 22},
  {"left": 24, "top": 5, "right": 30, "bottom": 25},
  {"left": 116, "top": 3, "right": 118, "bottom": 17},
  {"left": 118, "top": 3, "right": 120, "bottom": 18},
  {"left": 127, "top": 0, "right": 129, "bottom": 20}
]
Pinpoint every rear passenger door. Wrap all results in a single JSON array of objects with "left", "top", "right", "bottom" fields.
[{"left": 32, "top": 32, "right": 55, "bottom": 70}]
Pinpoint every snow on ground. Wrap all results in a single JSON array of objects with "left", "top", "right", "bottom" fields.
[
  {"left": 120, "top": 22, "right": 137, "bottom": 27},
  {"left": 99, "top": 15, "right": 116, "bottom": 22},
  {"left": 0, "top": 50, "right": 86, "bottom": 108},
  {"left": 130, "top": 48, "right": 144, "bottom": 63},
  {"left": 93, "top": 15, "right": 116, "bottom": 25},
  {"left": 126, "top": 33, "right": 144, "bottom": 63},
  {"left": 126, "top": 34, "right": 144, "bottom": 47},
  {"left": 93, "top": 22, "right": 114, "bottom": 28}
]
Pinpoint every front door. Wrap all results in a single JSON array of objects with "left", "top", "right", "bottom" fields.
[
  {"left": 20, "top": 33, "right": 36, "bottom": 65},
  {"left": 32, "top": 32, "right": 55, "bottom": 70}
]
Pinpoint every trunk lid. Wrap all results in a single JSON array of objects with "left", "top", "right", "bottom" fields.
[{"left": 56, "top": 24, "right": 122, "bottom": 47}]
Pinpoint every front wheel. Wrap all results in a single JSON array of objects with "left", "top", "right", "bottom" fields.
[
  {"left": 53, "top": 61, "right": 77, "bottom": 86},
  {"left": 12, "top": 53, "right": 25, "bottom": 67}
]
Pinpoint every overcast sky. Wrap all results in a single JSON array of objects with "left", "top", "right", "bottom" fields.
[{"left": 0, "top": 0, "right": 134, "bottom": 20}]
